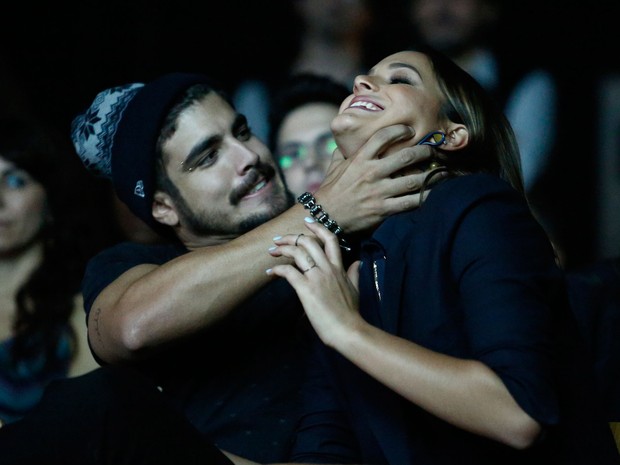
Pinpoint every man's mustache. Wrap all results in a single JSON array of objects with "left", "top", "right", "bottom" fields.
[{"left": 230, "top": 162, "right": 276, "bottom": 205}]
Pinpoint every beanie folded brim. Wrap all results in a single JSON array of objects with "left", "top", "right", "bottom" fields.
[{"left": 111, "top": 73, "right": 212, "bottom": 231}]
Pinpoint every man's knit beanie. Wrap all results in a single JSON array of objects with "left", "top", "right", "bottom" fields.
[{"left": 71, "top": 73, "right": 213, "bottom": 230}]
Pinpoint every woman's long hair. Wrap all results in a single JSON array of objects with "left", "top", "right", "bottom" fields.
[
  {"left": 420, "top": 45, "right": 525, "bottom": 195},
  {"left": 0, "top": 118, "right": 106, "bottom": 369}
]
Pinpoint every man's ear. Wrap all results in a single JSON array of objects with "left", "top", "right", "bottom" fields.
[
  {"left": 442, "top": 125, "right": 469, "bottom": 151},
  {"left": 152, "top": 191, "right": 180, "bottom": 227}
]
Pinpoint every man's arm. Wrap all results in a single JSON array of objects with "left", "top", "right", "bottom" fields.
[{"left": 89, "top": 125, "right": 432, "bottom": 364}]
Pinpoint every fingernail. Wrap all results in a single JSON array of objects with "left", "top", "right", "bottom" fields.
[
  {"left": 304, "top": 216, "right": 315, "bottom": 223},
  {"left": 268, "top": 246, "right": 277, "bottom": 252},
  {"left": 273, "top": 235, "right": 282, "bottom": 241},
  {"left": 265, "top": 268, "right": 272, "bottom": 274}
]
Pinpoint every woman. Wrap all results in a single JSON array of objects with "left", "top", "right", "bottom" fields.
[
  {"left": 267, "top": 49, "right": 619, "bottom": 464},
  {"left": 0, "top": 118, "right": 100, "bottom": 425}
]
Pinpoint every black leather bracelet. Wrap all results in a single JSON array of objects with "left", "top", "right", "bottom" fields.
[{"left": 297, "top": 192, "right": 351, "bottom": 251}]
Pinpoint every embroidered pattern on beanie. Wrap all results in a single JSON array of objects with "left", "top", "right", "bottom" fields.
[{"left": 71, "top": 83, "right": 145, "bottom": 179}]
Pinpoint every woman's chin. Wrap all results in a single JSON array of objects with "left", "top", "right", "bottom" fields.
[
  {"left": 333, "top": 126, "right": 373, "bottom": 160},
  {"left": 334, "top": 135, "right": 363, "bottom": 159}
]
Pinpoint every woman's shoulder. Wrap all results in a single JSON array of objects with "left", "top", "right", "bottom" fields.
[
  {"left": 427, "top": 174, "right": 522, "bottom": 208},
  {"left": 384, "top": 174, "right": 518, "bottom": 231},
  {"left": 410, "top": 174, "right": 532, "bottom": 233},
  {"left": 435, "top": 172, "right": 514, "bottom": 193}
]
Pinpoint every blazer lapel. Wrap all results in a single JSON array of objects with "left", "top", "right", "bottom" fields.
[
  {"left": 355, "top": 213, "right": 421, "bottom": 463},
  {"left": 373, "top": 213, "right": 413, "bottom": 335}
]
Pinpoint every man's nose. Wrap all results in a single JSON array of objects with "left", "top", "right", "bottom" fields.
[{"left": 231, "top": 142, "right": 260, "bottom": 175}]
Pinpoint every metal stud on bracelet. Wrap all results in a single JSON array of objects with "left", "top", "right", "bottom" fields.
[{"left": 297, "top": 192, "right": 351, "bottom": 251}]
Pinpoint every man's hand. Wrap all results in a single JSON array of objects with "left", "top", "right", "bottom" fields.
[{"left": 315, "top": 124, "right": 434, "bottom": 233}]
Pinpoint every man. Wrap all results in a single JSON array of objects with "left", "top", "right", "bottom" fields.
[{"left": 0, "top": 73, "right": 431, "bottom": 464}]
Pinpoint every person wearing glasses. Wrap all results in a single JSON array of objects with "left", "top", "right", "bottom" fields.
[{"left": 268, "top": 73, "right": 350, "bottom": 196}]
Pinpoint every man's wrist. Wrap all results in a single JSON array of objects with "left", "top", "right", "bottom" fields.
[{"left": 297, "top": 192, "right": 351, "bottom": 251}]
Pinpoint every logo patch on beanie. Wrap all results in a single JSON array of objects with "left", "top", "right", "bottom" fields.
[{"left": 134, "top": 180, "right": 145, "bottom": 198}]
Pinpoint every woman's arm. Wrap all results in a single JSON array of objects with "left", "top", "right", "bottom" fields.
[{"left": 268, "top": 219, "right": 542, "bottom": 449}]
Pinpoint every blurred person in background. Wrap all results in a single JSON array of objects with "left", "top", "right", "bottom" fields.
[
  {"left": 287, "top": 0, "right": 374, "bottom": 86},
  {"left": 268, "top": 73, "right": 350, "bottom": 196},
  {"left": 404, "top": 0, "right": 558, "bottom": 193},
  {"left": 0, "top": 117, "right": 99, "bottom": 426},
  {"left": 233, "top": 0, "right": 380, "bottom": 143}
]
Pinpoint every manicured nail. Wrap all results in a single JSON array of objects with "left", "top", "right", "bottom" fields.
[
  {"left": 273, "top": 235, "right": 282, "bottom": 241},
  {"left": 268, "top": 246, "right": 277, "bottom": 252},
  {"left": 304, "top": 216, "right": 315, "bottom": 223},
  {"left": 265, "top": 268, "right": 272, "bottom": 274}
]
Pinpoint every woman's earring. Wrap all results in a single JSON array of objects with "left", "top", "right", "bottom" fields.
[{"left": 417, "top": 131, "right": 446, "bottom": 147}]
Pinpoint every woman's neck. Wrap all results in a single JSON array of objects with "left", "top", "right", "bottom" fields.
[
  {"left": 0, "top": 241, "right": 44, "bottom": 296},
  {"left": 333, "top": 131, "right": 365, "bottom": 160}
]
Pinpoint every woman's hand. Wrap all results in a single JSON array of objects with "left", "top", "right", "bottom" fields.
[{"left": 267, "top": 217, "right": 363, "bottom": 347}]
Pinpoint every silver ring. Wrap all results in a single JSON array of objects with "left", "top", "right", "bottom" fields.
[{"left": 295, "top": 233, "right": 304, "bottom": 247}]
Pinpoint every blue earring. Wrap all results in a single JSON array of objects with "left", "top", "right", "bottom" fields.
[{"left": 417, "top": 131, "right": 446, "bottom": 147}]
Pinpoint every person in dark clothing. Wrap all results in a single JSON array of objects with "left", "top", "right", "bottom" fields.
[
  {"left": 268, "top": 48, "right": 620, "bottom": 464},
  {"left": 0, "top": 117, "right": 99, "bottom": 426},
  {"left": 0, "top": 72, "right": 434, "bottom": 464}
]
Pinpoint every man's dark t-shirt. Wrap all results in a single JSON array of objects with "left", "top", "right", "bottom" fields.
[{"left": 82, "top": 241, "right": 311, "bottom": 462}]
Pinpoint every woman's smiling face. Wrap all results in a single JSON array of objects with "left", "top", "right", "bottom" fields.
[{"left": 331, "top": 51, "right": 447, "bottom": 159}]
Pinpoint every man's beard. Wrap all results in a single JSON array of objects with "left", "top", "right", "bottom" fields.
[
  {"left": 173, "top": 163, "right": 295, "bottom": 237},
  {"left": 236, "top": 188, "right": 294, "bottom": 233}
]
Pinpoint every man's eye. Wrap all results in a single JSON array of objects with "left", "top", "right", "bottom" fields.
[
  {"left": 196, "top": 151, "right": 218, "bottom": 168},
  {"left": 236, "top": 124, "right": 252, "bottom": 141}
]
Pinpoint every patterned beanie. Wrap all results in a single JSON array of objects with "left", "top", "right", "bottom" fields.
[{"left": 71, "top": 73, "right": 213, "bottom": 230}]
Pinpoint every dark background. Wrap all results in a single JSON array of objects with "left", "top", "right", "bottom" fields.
[
  {"left": 5, "top": 1, "right": 618, "bottom": 134},
  {"left": 2, "top": 0, "right": 619, "bottom": 268}
]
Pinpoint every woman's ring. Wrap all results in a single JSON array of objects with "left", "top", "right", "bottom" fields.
[
  {"left": 302, "top": 264, "right": 318, "bottom": 273},
  {"left": 295, "top": 233, "right": 304, "bottom": 247}
]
